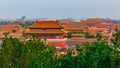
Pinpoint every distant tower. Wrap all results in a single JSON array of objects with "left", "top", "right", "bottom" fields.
[{"left": 21, "top": 16, "right": 26, "bottom": 21}]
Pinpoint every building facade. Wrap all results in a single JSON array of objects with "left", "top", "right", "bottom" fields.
[{"left": 26, "top": 20, "right": 67, "bottom": 39}]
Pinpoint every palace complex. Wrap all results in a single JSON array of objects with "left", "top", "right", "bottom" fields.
[
  {"left": 0, "top": 23, "right": 23, "bottom": 38},
  {"left": 0, "top": 18, "right": 119, "bottom": 48}
]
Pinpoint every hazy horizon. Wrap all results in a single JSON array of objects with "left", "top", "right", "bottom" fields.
[{"left": 0, "top": 0, "right": 120, "bottom": 19}]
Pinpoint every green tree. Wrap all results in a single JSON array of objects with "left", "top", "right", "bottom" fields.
[
  {"left": 96, "top": 33, "right": 102, "bottom": 38},
  {"left": 0, "top": 38, "right": 23, "bottom": 68},
  {"left": 12, "top": 29, "right": 17, "bottom": 33},
  {"left": 112, "top": 28, "right": 120, "bottom": 48},
  {"left": 0, "top": 33, "right": 120, "bottom": 68},
  {"left": 111, "top": 28, "right": 120, "bottom": 67},
  {"left": 85, "top": 32, "right": 94, "bottom": 38},
  {"left": 67, "top": 32, "right": 72, "bottom": 39},
  {"left": 96, "top": 33, "right": 102, "bottom": 41},
  {"left": 3, "top": 32, "right": 10, "bottom": 38},
  {"left": 75, "top": 40, "right": 118, "bottom": 68},
  {"left": 0, "top": 37, "right": 56, "bottom": 68}
]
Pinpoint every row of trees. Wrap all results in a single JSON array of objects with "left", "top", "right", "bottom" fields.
[
  {"left": 85, "top": 32, "right": 102, "bottom": 38},
  {"left": 0, "top": 30, "right": 120, "bottom": 68},
  {"left": 18, "top": 21, "right": 35, "bottom": 28}
]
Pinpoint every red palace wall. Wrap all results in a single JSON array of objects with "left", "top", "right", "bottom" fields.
[{"left": 27, "top": 34, "right": 65, "bottom": 39}]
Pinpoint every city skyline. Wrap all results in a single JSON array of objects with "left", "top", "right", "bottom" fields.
[{"left": 0, "top": 0, "right": 120, "bottom": 19}]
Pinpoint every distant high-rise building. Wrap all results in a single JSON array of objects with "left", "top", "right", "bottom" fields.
[{"left": 21, "top": 16, "right": 26, "bottom": 20}]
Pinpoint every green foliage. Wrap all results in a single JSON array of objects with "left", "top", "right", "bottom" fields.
[
  {"left": 0, "top": 38, "right": 22, "bottom": 68},
  {"left": 113, "top": 20, "right": 120, "bottom": 24},
  {"left": 84, "top": 41, "right": 117, "bottom": 68},
  {"left": 96, "top": 33, "right": 102, "bottom": 38},
  {"left": 0, "top": 37, "right": 56, "bottom": 68},
  {"left": 23, "top": 29, "right": 27, "bottom": 39},
  {"left": 19, "top": 21, "right": 35, "bottom": 28},
  {"left": 3, "top": 32, "right": 10, "bottom": 38},
  {"left": 72, "top": 32, "right": 86, "bottom": 34},
  {"left": 12, "top": 29, "right": 17, "bottom": 33},
  {"left": 111, "top": 28, "right": 120, "bottom": 67},
  {"left": 96, "top": 33, "right": 102, "bottom": 41},
  {"left": 85, "top": 32, "right": 94, "bottom": 38},
  {"left": 0, "top": 21, "right": 8, "bottom": 25},
  {"left": 67, "top": 32, "right": 72, "bottom": 38},
  {"left": 0, "top": 31, "right": 120, "bottom": 68},
  {"left": 112, "top": 28, "right": 120, "bottom": 48}
]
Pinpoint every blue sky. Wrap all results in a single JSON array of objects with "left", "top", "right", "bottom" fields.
[{"left": 0, "top": 0, "right": 120, "bottom": 19}]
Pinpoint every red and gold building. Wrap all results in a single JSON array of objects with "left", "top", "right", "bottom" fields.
[{"left": 26, "top": 20, "right": 68, "bottom": 39}]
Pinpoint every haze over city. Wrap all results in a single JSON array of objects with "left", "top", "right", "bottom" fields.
[{"left": 0, "top": 0, "right": 120, "bottom": 19}]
